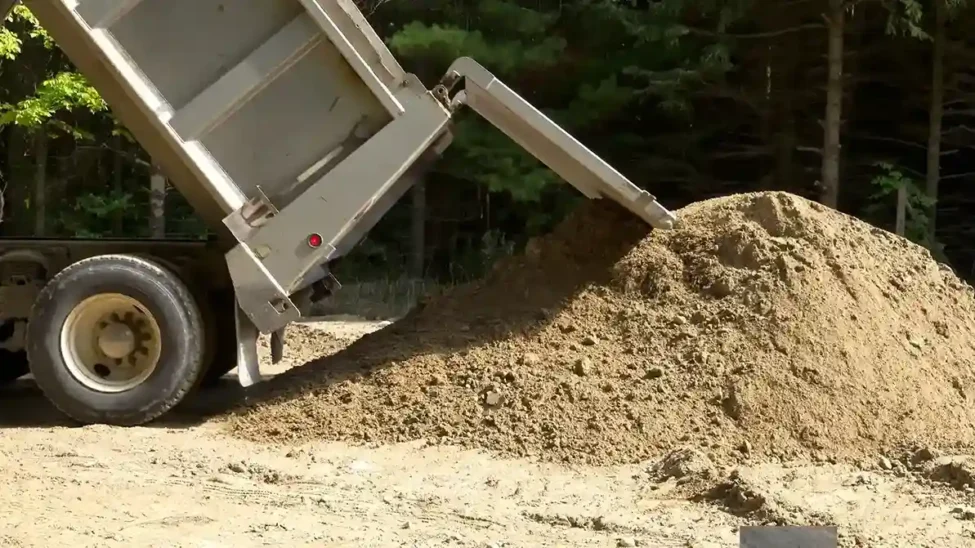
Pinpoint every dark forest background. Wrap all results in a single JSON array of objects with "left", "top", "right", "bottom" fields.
[{"left": 1, "top": 0, "right": 973, "bottom": 287}]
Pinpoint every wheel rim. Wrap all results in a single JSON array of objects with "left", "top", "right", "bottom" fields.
[{"left": 59, "top": 293, "right": 163, "bottom": 393}]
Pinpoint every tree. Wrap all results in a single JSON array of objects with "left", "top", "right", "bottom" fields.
[
  {"left": 149, "top": 161, "right": 165, "bottom": 238},
  {"left": 927, "top": 0, "right": 947, "bottom": 244},
  {"left": 0, "top": 6, "right": 106, "bottom": 235},
  {"left": 926, "top": 0, "right": 968, "bottom": 247},
  {"left": 2, "top": 0, "right": 975, "bottom": 285},
  {"left": 820, "top": 0, "right": 846, "bottom": 208}
]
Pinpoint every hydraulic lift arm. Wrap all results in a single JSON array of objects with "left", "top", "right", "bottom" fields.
[{"left": 434, "top": 57, "right": 678, "bottom": 230}]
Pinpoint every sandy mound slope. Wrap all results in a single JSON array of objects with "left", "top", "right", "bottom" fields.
[{"left": 227, "top": 191, "right": 975, "bottom": 466}]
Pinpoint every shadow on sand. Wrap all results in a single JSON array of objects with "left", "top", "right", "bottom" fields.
[
  {"left": 0, "top": 372, "right": 252, "bottom": 428},
  {"left": 232, "top": 202, "right": 651, "bottom": 411},
  {"left": 0, "top": 202, "right": 653, "bottom": 429}
]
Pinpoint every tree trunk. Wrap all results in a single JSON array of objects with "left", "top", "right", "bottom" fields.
[
  {"left": 820, "top": 0, "right": 844, "bottom": 208},
  {"left": 6, "top": 125, "right": 30, "bottom": 235},
  {"left": 149, "top": 162, "right": 166, "bottom": 238},
  {"left": 895, "top": 185, "right": 907, "bottom": 237},
  {"left": 113, "top": 133, "right": 124, "bottom": 234},
  {"left": 776, "top": 108, "right": 796, "bottom": 189},
  {"left": 772, "top": 30, "right": 799, "bottom": 190},
  {"left": 0, "top": 128, "right": 13, "bottom": 231},
  {"left": 926, "top": 0, "right": 946, "bottom": 246},
  {"left": 33, "top": 129, "right": 47, "bottom": 237},
  {"left": 410, "top": 182, "right": 425, "bottom": 279}
]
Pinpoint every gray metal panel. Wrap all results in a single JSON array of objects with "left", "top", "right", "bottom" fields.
[
  {"left": 445, "top": 57, "right": 678, "bottom": 230},
  {"left": 105, "top": 0, "right": 305, "bottom": 111},
  {"left": 296, "top": 0, "right": 402, "bottom": 116},
  {"left": 225, "top": 82, "right": 450, "bottom": 332},
  {"left": 740, "top": 526, "right": 837, "bottom": 547},
  {"left": 250, "top": 87, "right": 450, "bottom": 292},
  {"left": 200, "top": 39, "right": 391, "bottom": 204},
  {"left": 169, "top": 13, "right": 323, "bottom": 141},
  {"left": 76, "top": 0, "right": 142, "bottom": 28},
  {"left": 23, "top": 0, "right": 245, "bottom": 233},
  {"left": 328, "top": 0, "right": 405, "bottom": 88},
  {"left": 31, "top": 0, "right": 411, "bottom": 235}
]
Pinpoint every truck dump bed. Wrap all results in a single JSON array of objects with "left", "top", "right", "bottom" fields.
[
  {"left": 18, "top": 0, "right": 677, "bottom": 336},
  {"left": 23, "top": 0, "right": 408, "bottom": 234}
]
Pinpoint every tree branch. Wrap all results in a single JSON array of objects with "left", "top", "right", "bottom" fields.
[
  {"left": 73, "top": 144, "right": 151, "bottom": 168},
  {"left": 353, "top": 0, "right": 394, "bottom": 16},
  {"left": 942, "top": 172, "right": 975, "bottom": 181},
  {"left": 944, "top": 124, "right": 975, "bottom": 134},
  {"left": 855, "top": 134, "right": 927, "bottom": 150},
  {"left": 711, "top": 145, "right": 773, "bottom": 159},
  {"left": 682, "top": 23, "right": 825, "bottom": 40}
]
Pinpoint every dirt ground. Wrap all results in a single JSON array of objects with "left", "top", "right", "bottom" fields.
[{"left": 2, "top": 320, "right": 975, "bottom": 547}]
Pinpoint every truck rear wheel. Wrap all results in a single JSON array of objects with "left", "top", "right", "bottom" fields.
[
  {"left": 198, "top": 289, "right": 239, "bottom": 387},
  {"left": 26, "top": 254, "right": 205, "bottom": 425}
]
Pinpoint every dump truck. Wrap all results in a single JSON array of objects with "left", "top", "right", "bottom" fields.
[{"left": 0, "top": 0, "right": 677, "bottom": 425}]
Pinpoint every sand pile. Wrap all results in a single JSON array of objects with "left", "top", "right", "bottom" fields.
[{"left": 228, "top": 191, "right": 975, "bottom": 466}]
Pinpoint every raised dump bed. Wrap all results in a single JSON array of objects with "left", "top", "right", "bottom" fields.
[{"left": 1, "top": 0, "right": 677, "bottom": 425}]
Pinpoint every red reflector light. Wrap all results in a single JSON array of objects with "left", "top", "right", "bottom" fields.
[{"left": 307, "top": 233, "right": 323, "bottom": 248}]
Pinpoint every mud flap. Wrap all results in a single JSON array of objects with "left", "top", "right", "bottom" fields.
[
  {"left": 270, "top": 328, "right": 285, "bottom": 364},
  {"left": 235, "top": 302, "right": 262, "bottom": 387}
]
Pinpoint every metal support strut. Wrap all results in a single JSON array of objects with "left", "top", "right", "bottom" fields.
[
  {"left": 437, "top": 57, "right": 678, "bottom": 230},
  {"left": 234, "top": 302, "right": 261, "bottom": 387}
]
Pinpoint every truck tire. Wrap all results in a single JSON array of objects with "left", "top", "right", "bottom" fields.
[
  {"left": 26, "top": 254, "right": 205, "bottom": 425},
  {"left": 198, "top": 289, "right": 238, "bottom": 387}
]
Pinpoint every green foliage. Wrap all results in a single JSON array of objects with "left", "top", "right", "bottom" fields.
[
  {"left": 946, "top": 0, "right": 971, "bottom": 17},
  {"left": 0, "top": 26, "right": 20, "bottom": 60},
  {"left": 11, "top": 4, "right": 53, "bottom": 47},
  {"left": 163, "top": 189, "right": 210, "bottom": 239},
  {"left": 0, "top": 6, "right": 106, "bottom": 130},
  {"left": 446, "top": 228, "right": 515, "bottom": 283},
  {"left": 388, "top": 0, "right": 564, "bottom": 78},
  {"left": 883, "top": 0, "right": 929, "bottom": 39},
  {"left": 0, "top": 0, "right": 971, "bottom": 283},
  {"left": 0, "top": 71, "right": 106, "bottom": 128},
  {"left": 59, "top": 189, "right": 136, "bottom": 238},
  {"left": 385, "top": 0, "right": 728, "bottom": 234},
  {"left": 616, "top": 0, "right": 737, "bottom": 113},
  {"left": 389, "top": 23, "right": 565, "bottom": 78},
  {"left": 864, "top": 162, "right": 943, "bottom": 254},
  {"left": 443, "top": 116, "right": 559, "bottom": 203},
  {"left": 0, "top": 5, "right": 52, "bottom": 61},
  {"left": 369, "top": 0, "right": 765, "bottom": 278},
  {"left": 565, "top": 76, "right": 638, "bottom": 128},
  {"left": 385, "top": 0, "right": 575, "bottom": 241}
]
